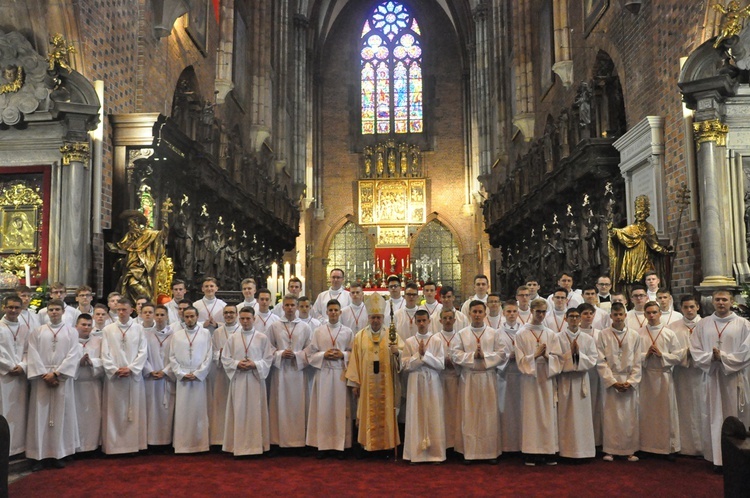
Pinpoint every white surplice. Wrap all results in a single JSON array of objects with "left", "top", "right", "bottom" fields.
[
  {"left": 267, "top": 318, "right": 312, "bottom": 447},
  {"left": 306, "top": 322, "right": 353, "bottom": 451},
  {"left": 430, "top": 308, "right": 468, "bottom": 335},
  {"left": 420, "top": 301, "right": 443, "bottom": 323},
  {"left": 543, "top": 310, "right": 568, "bottom": 335},
  {"left": 193, "top": 297, "right": 226, "bottom": 331},
  {"left": 253, "top": 310, "right": 280, "bottom": 335},
  {"left": 312, "top": 288, "right": 351, "bottom": 320},
  {"left": 515, "top": 324, "right": 562, "bottom": 455},
  {"left": 625, "top": 310, "right": 647, "bottom": 332},
  {"left": 661, "top": 310, "right": 684, "bottom": 327},
  {"left": 452, "top": 325, "right": 506, "bottom": 460},
  {"left": 75, "top": 335, "right": 103, "bottom": 452},
  {"left": 638, "top": 323, "right": 683, "bottom": 454},
  {"left": 579, "top": 327, "right": 603, "bottom": 446},
  {"left": 143, "top": 325, "right": 175, "bottom": 445},
  {"left": 556, "top": 329, "right": 598, "bottom": 458},
  {"left": 25, "top": 323, "right": 81, "bottom": 460},
  {"left": 38, "top": 304, "right": 80, "bottom": 328},
  {"left": 401, "top": 332, "right": 446, "bottom": 462},
  {"left": 497, "top": 323, "right": 522, "bottom": 452},
  {"left": 437, "top": 330, "right": 461, "bottom": 449},
  {"left": 0, "top": 317, "right": 30, "bottom": 455},
  {"left": 394, "top": 307, "right": 420, "bottom": 342},
  {"left": 208, "top": 322, "right": 239, "bottom": 445},
  {"left": 101, "top": 319, "right": 148, "bottom": 454},
  {"left": 170, "top": 325, "right": 212, "bottom": 453},
  {"left": 689, "top": 312, "right": 750, "bottom": 466},
  {"left": 222, "top": 328, "right": 274, "bottom": 455},
  {"left": 341, "top": 303, "right": 368, "bottom": 334},
  {"left": 596, "top": 326, "right": 642, "bottom": 456},
  {"left": 671, "top": 317, "right": 704, "bottom": 456}
]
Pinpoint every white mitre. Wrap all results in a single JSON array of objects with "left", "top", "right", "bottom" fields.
[{"left": 365, "top": 293, "right": 386, "bottom": 316}]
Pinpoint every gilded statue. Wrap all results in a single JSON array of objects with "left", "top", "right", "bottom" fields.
[
  {"left": 713, "top": 1, "right": 750, "bottom": 48},
  {"left": 108, "top": 198, "right": 172, "bottom": 303},
  {"left": 607, "top": 195, "right": 672, "bottom": 291}
]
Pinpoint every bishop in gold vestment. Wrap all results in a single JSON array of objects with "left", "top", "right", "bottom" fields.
[{"left": 346, "top": 294, "right": 404, "bottom": 451}]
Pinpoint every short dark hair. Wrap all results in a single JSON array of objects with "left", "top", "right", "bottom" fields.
[
  {"left": 469, "top": 300, "right": 486, "bottom": 310},
  {"left": 565, "top": 308, "right": 580, "bottom": 318},
  {"left": 326, "top": 299, "right": 341, "bottom": 309},
  {"left": 679, "top": 295, "right": 699, "bottom": 306},
  {"left": 76, "top": 313, "right": 93, "bottom": 324},
  {"left": 554, "top": 287, "right": 569, "bottom": 296},
  {"left": 2, "top": 295, "right": 22, "bottom": 307},
  {"left": 440, "top": 286, "right": 454, "bottom": 297},
  {"left": 577, "top": 303, "right": 596, "bottom": 314},
  {"left": 405, "top": 282, "right": 419, "bottom": 292},
  {"left": 423, "top": 281, "right": 437, "bottom": 289},
  {"left": 581, "top": 284, "right": 597, "bottom": 293},
  {"left": 239, "top": 307, "right": 256, "bottom": 316},
  {"left": 611, "top": 302, "right": 626, "bottom": 313},
  {"left": 415, "top": 309, "right": 429, "bottom": 319},
  {"left": 172, "top": 279, "right": 186, "bottom": 289}
]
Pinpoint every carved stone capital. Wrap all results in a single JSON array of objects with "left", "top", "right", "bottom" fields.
[
  {"left": 60, "top": 142, "right": 90, "bottom": 165},
  {"left": 693, "top": 119, "right": 729, "bottom": 150},
  {"left": 215, "top": 78, "right": 234, "bottom": 104},
  {"left": 552, "top": 60, "right": 574, "bottom": 89},
  {"left": 513, "top": 113, "right": 536, "bottom": 142}
]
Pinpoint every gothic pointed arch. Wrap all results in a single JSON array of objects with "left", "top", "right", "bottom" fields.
[
  {"left": 410, "top": 216, "right": 461, "bottom": 290},
  {"left": 323, "top": 218, "right": 375, "bottom": 280},
  {"left": 360, "top": 0, "right": 423, "bottom": 135}
]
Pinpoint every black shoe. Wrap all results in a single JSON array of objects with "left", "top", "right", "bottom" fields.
[
  {"left": 30, "top": 461, "right": 44, "bottom": 472},
  {"left": 316, "top": 451, "right": 328, "bottom": 460},
  {"left": 713, "top": 465, "right": 723, "bottom": 474},
  {"left": 335, "top": 451, "right": 346, "bottom": 460},
  {"left": 488, "top": 458, "right": 499, "bottom": 465},
  {"left": 51, "top": 459, "right": 66, "bottom": 469},
  {"left": 666, "top": 454, "right": 676, "bottom": 462}
]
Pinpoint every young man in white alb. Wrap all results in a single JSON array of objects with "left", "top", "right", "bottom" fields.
[
  {"left": 236, "top": 278, "right": 259, "bottom": 314},
  {"left": 312, "top": 269, "right": 351, "bottom": 320},
  {"left": 0, "top": 295, "right": 30, "bottom": 456},
  {"left": 394, "top": 282, "right": 421, "bottom": 341},
  {"left": 143, "top": 304, "right": 175, "bottom": 448},
  {"left": 556, "top": 308, "right": 597, "bottom": 460},
  {"left": 544, "top": 288, "right": 569, "bottom": 334},
  {"left": 74, "top": 313, "right": 103, "bottom": 454},
  {"left": 306, "top": 299, "right": 353, "bottom": 457},
  {"left": 545, "top": 272, "right": 583, "bottom": 309},
  {"left": 401, "top": 310, "right": 446, "bottom": 463},
  {"left": 38, "top": 282, "right": 80, "bottom": 327},
  {"left": 15, "top": 285, "right": 40, "bottom": 333},
  {"left": 165, "top": 279, "right": 187, "bottom": 324},
  {"left": 690, "top": 290, "right": 750, "bottom": 470},
  {"left": 670, "top": 295, "right": 704, "bottom": 456},
  {"left": 515, "top": 285, "right": 532, "bottom": 326},
  {"left": 460, "top": 274, "right": 490, "bottom": 316},
  {"left": 267, "top": 295, "right": 312, "bottom": 449},
  {"left": 297, "top": 296, "right": 321, "bottom": 329},
  {"left": 169, "top": 306, "right": 212, "bottom": 453},
  {"left": 497, "top": 300, "right": 522, "bottom": 453},
  {"left": 340, "top": 282, "right": 367, "bottom": 333},
  {"left": 26, "top": 299, "right": 81, "bottom": 469},
  {"left": 597, "top": 303, "right": 641, "bottom": 462},
  {"left": 516, "top": 298, "right": 562, "bottom": 466},
  {"left": 437, "top": 308, "right": 460, "bottom": 454},
  {"left": 578, "top": 302, "right": 603, "bottom": 447},
  {"left": 253, "top": 289, "right": 280, "bottom": 334},
  {"left": 485, "top": 293, "right": 503, "bottom": 329},
  {"left": 431, "top": 286, "right": 467, "bottom": 334},
  {"left": 101, "top": 298, "right": 148, "bottom": 455},
  {"left": 193, "top": 277, "right": 226, "bottom": 333},
  {"left": 626, "top": 285, "right": 649, "bottom": 331},
  {"left": 273, "top": 277, "right": 302, "bottom": 317},
  {"left": 383, "top": 275, "right": 404, "bottom": 327},
  {"left": 638, "top": 301, "right": 682, "bottom": 458},
  {"left": 74, "top": 286, "right": 95, "bottom": 315},
  {"left": 92, "top": 304, "right": 109, "bottom": 336},
  {"left": 581, "top": 284, "right": 609, "bottom": 330},
  {"left": 222, "top": 307, "right": 274, "bottom": 456},
  {"left": 419, "top": 281, "right": 442, "bottom": 323},
  {"left": 452, "top": 300, "right": 505, "bottom": 464},
  {"left": 657, "top": 288, "right": 683, "bottom": 326},
  {"left": 208, "top": 304, "right": 240, "bottom": 448}
]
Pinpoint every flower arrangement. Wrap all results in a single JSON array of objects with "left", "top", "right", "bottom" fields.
[{"left": 29, "top": 281, "right": 49, "bottom": 312}]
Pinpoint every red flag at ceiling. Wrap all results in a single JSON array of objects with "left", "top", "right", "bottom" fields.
[{"left": 212, "top": 0, "right": 220, "bottom": 23}]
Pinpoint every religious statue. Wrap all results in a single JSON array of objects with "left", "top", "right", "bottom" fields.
[
  {"left": 364, "top": 146, "right": 373, "bottom": 177},
  {"left": 108, "top": 198, "right": 172, "bottom": 303},
  {"left": 608, "top": 195, "right": 673, "bottom": 291},
  {"left": 564, "top": 221, "right": 580, "bottom": 273},
  {"left": 575, "top": 82, "right": 592, "bottom": 129},
  {"left": 713, "top": 1, "right": 750, "bottom": 48}
]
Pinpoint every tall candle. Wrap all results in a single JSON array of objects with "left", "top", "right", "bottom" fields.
[
  {"left": 295, "top": 262, "right": 301, "bottom": 278},
  {"left": 299, "top": 276, "right": 306, "bottom": 296},
  {"left": 284, "top": 262, "right": 291, "bottom": 284},
  {"left": 271, "top": 262, "right": 278, "bottom": 281},
  {"left": 267, "top": 276, "right": 275, "bottom": 298},
  {"left": 24, "top": 265, "right": 31, "bottom": 287}
]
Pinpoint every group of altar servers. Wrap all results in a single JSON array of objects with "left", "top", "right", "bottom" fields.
[{"left": 1, "top": 271, "right": 749, "bottom": 472}]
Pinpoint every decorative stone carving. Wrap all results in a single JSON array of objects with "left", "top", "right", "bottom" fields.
[
  {"left": 0, "top": 30, "right": 52, "bottom": 125},
  {"left": 60, "top": 142, "right": 90, "bottom": 166}
]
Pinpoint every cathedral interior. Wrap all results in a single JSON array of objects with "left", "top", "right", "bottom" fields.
[{"left": 0, "top": 0, "right": 748, "bottom": 304}]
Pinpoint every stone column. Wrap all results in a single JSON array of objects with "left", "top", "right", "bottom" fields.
[
  {"left": 59, "top": 141, "right": 91, "bottom": 287},
  {"left": 693, "top": 119, "right": 736, "bottom": 287}
]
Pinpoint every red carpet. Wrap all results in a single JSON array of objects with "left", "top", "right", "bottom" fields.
[{"left": 10, "top": 452, "right": 722, "bottom": 497}]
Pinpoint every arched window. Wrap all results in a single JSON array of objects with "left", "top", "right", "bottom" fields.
[
  {"left": 411, "top": 220, "right": 461, "bottom": 291},
  {"left": 360, "top": 1, "right": 423, "bottom": 135},
  {"left": 326, "top": 222, "right": 374, "bottom": 283}
]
